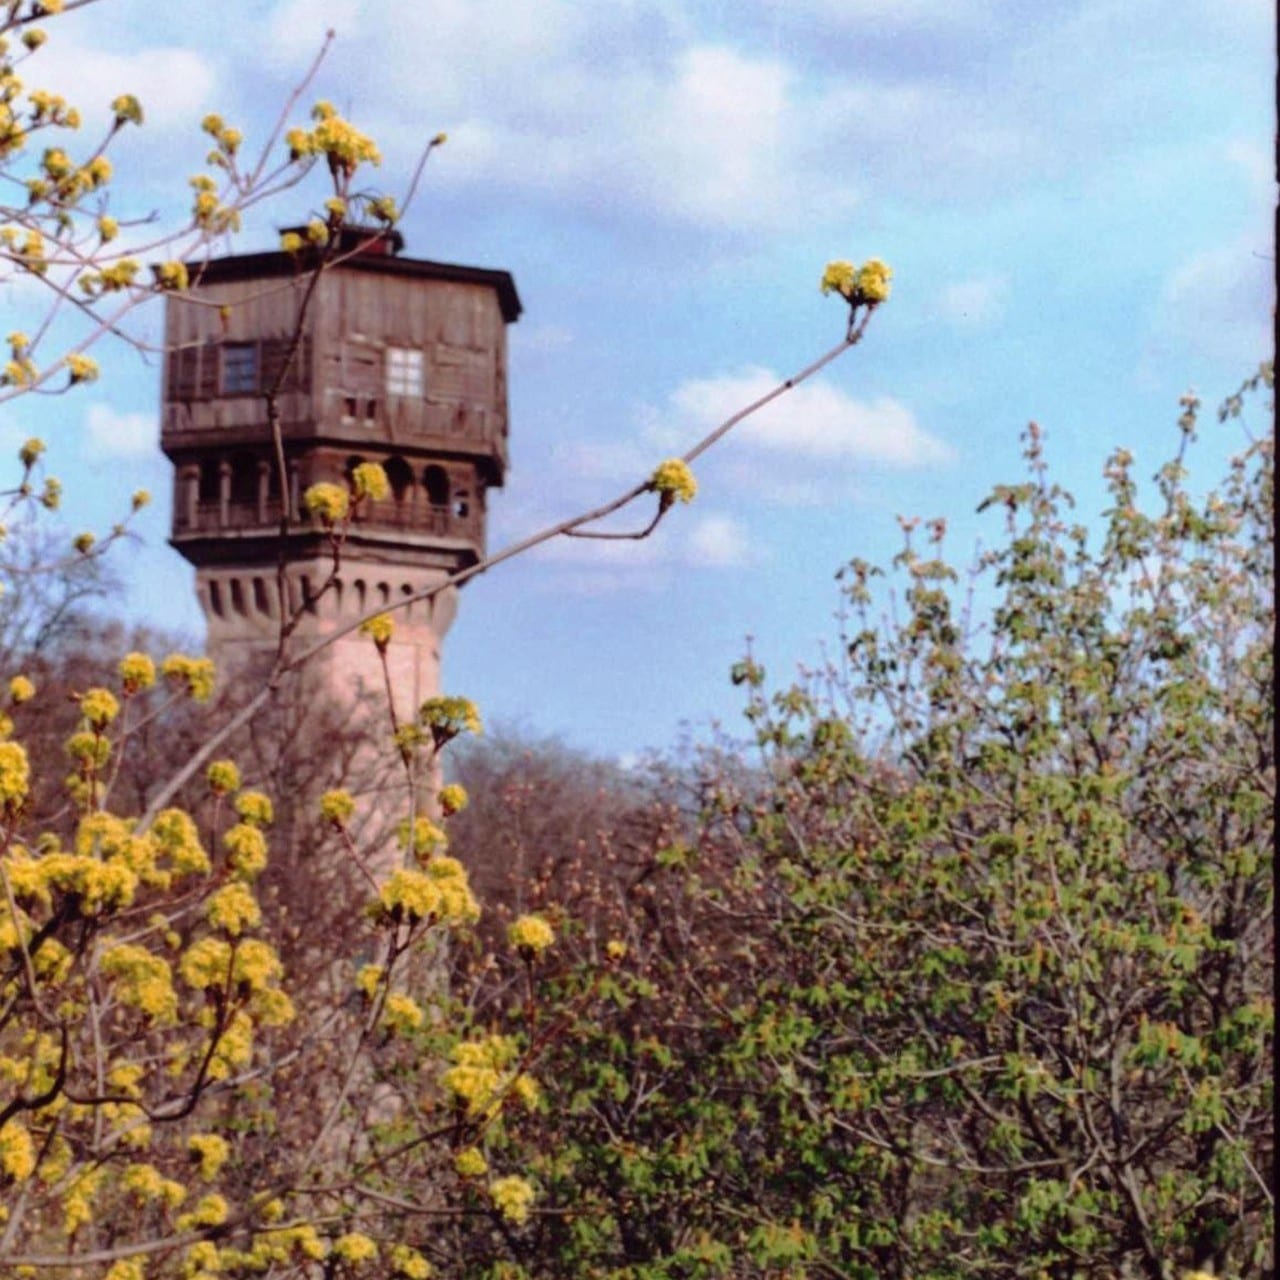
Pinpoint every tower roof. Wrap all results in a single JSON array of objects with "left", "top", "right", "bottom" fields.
[{"left": 184, "top": 227, "right": 522, "bottom": 324}]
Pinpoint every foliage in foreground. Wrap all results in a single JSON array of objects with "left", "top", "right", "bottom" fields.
[{"left": 464, "top": 374, "right": 1274, "bottom": 1280}]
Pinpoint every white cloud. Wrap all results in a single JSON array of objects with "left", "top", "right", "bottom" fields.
[
  {"left": 1152, "top": 237, "right": 1274, "bottom": 365},
  {"left": 1223, "top": 139, "right": 1276, "bottom": 198},
  {"left": 669, "top": 366, "right": 952, "bottom": 467},
  {"left": 685, "top": 514, "right": 751, "bottom": 567},
  {"left": 84, "top": 404, "right": 156, "bottom": 458},
  {"left": 32, "top": 41, "right": 217, "bottom": 135},
  {"left": 936, "top": 276, "right": 1009, "bottom": 329}
]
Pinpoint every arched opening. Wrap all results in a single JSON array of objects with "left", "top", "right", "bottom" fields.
[
  {"left": 229, "top": 452, "right": 257, "bottom": 505},
  {"left": 208, "top": 580, "right": 224, "bottom": 618},
  {"left": 424, "top": 464, "right": 449, "bottom": 508},
  {"left": 253, "top": 577, "right": 271, "bottom": 617},
  {"left": 198, "top": 459, "right": 220, "bottom": 503},
  {"left": 354, "top": 579, "right": 367, "bottom": 613},
  {"left": 229, "top": 577, "right": 248, "bottom": 618},
  {"left": 386, "top": 455, "right": 413, "bottom": 504}
]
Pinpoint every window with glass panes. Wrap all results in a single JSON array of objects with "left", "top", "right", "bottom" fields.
[
  {"left": 386, "top": 346, "right": 424, "bottom": 397},
  {"left": 221, "top": 343, "right": 258, "bottom": 395}
]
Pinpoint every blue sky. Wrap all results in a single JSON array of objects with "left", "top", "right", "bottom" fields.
[{"left": 2, "top": 0, "right": 1273, "bottom": 759}]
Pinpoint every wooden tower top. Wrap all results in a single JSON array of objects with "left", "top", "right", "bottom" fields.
[{"left": 160, "top": 229, "right": 520, "bottom": 577}]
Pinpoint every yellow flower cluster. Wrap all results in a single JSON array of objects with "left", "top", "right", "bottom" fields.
[
  {"left": 382, "top": 991, "right": 424, "bottom": 1034},
  {"left": 303, "top": 481, "right": 349, "bottom": 523},
  {"left": 389, "top": 1244, "right": 433, "bottom": 1278},
  {"left": 118, "top": 651, "right": 156, "bottom": 693},
  {"left": 285, "top": 101, "right": 381, "bottom": 179},
  {"left": 334, "top": 1233, "right": 379, "bottom": 1264},
  {"left": 442, "top": 1034, "right": 538, "bottom": 1118},
  {"left": 651, "top": 458, "right": 697, "bottom": 505},
  {"left": 235, "top": 790, "right": 274, "bottom": 826},
  {"left": 418, "top": 695, "right": 483, "bottom": 744},
  {"left": 376, "top": 856, "right": 481, "bottom": 927},
  {"left": 224, "top": 822, "right": 268, "bottom": 878},
  {"left": 508, "top": 913, "right": 555, "bottom": 957},
  {"left": 489, "top": 1174, "right": 536, "bottom": 1225},
  {"left": 161, "top": 653, "right": 217, "bottom": 702},
  {"left": 207, "top": 758, "right": 241, "bottom": 795},
  {"left": 188, "top": 1132, "right": 230, "bottom": 1180},
  {"left": 66, "top": 352, "right": 99, "bottom": 384},
  {"left": 319, "top": 788, "right": 356, "bottom": 822},
  {"left": 820, "top": 257, "right": 893, "bottom": 306},
  {"left": 0, "top": 740, "right": 29, "bottom": 808},
  {"left": 154, "top": 260, "right": 190, "bottom": 291},
  {"left": 78, "top": 686, "right": 119, "bottom": 728},
  {"left": 351, "top": 461, "right": 390, "bottom": 501},
  {"left": 360, "top": 612, "right": 394, "bottom": 647},
  {"left": 396, "top": 814, "right": 447, "bottom": 859},
  {"left": 206, "top": 881, "right": 262, "bottom": 935},
  {"left": 0, "top": 1118, "right": 36, "bottom": 1180},
  {"left": 8, "top": 674, "right": 35, "bottom": 703},
  {"left": 438, "top": 782, "right": 468, "bottom": 815},
  {"left": 455, "top": 1146, "right": 488, "bottom": 1177},
  {"left": 100, "top": 942, "right": 179, "bottom": 1023}
]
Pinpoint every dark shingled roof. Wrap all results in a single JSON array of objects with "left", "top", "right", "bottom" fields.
[{"left": 184, "top": 226, "right": 522, "bottom": 324}]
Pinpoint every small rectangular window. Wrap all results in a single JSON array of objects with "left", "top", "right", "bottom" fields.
[
  {"left": 222, "top": 343, "right": 258, "bottom": 395},
  {"left": 386, "top": 346, "right": 424, "bottom": 398}
]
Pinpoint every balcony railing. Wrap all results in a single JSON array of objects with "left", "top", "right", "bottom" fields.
[{"left": 175, "top": 495, "right": 481, "bottom": 543}]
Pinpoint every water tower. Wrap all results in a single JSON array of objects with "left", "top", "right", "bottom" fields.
[{"left": 159, "top": 227, "right": 520, "bottom": 715}]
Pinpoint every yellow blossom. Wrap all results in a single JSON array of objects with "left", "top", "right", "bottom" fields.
[
  {"left": 390, "top": 1244, "right": 433, "bottom": 1278},
  {"left": 333, "top": 1233, "right": 378, "bottom": 1264},
  {"left": 206, "top": 758, "right": 241, "bottom": 795},
  {"left": 356, "top": 964, "right": 384, "bottom": 998},
  {"left": 0, "top": 1119, "right": 36, "bottom": 1180},
  {"left": 280, "top": 230, "right": 304, "bottom": 254},
  {"left": 360, "top": 612, "right": 394, "bottom": 647},
  {"left": 234, "top": 790, "right": 274, "bottom": 826},
  {"left": 66, "top": 352, "right": 99, "bottom": 383},
  {"left": 100, "top": 943, "right": 178, "bottom": 1023},
  {"left": 378, "top": 867, "right": 441, "bottom": 922},
  {"left": 0, "top": 742, "right": 29, "bottom": 808},
  {"left": 111, "top": 94, "right": 143, "bottom": 125},
  {"left": 856, "top": 257, "right": 892, "bottom": 304},
  {"left": 206, "top": 881, "right": 262, "bottom": 936},
  {"left": 418, "top": 695, "right": 482, "bottom": 742},
  {"left": 224, "top": 822, "right": 268, "bottom": 878},
  {"left": 351, "top": 460, "right": 390, "bottom": 501},
  {"left": 97, "top": 214, "right": 119, "bottom": 241},
  {"left": 319, "top": 788, "right": 355, "bottom": 822},
  {"left": 155, "top": 259, "right": 189, "bottom": 291},
  {"left": 188, "top": 1132, "right": 230, "bottom": 1180},
  {"left": 9, "top": 675, "right": 35, "bottom": 703},
  {"left": 606, "top": 938, "right": 628, "bottom": 961},
  {"left": 438, "top": 783, "right": 468, "bottom": 815},
  {"left": 177, "top": 1193, "right": 230, "bottom": 1230},
  {"left": 508, "top": 913, "right": 555, "bottom": 957},
  {"left": 650, "top": 458, "right": 697, "bottom": 505},
  {"left": 489, "top": 1175, "right": 536, "bottom": 1225},
  {"left": 160, "top": 653, "right": 217, "bottom": 701},
  {"left": 454, "top": 1147, "right": 488, "bottom": 1177},
  {"left": 382, "top": 991, "right": 424, "bottom": 1034},
  {"left": 820, "top": 259, "right": 856, "bottom": 297},
  {"left": 303, "top": 482, "right": 349, "bottom": 523},
  {"left": 78, "top": 686, "right": 119, "bottom": 727},
  {"left": 119, "top": 651, "right": 157, "bottom": 693},
  {"left": 396, "top": 815, "right": 447, "bottom": 860}
]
